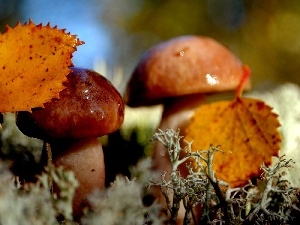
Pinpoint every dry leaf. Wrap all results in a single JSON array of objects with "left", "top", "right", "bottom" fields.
[
  {"left": 0, "top": 20, "right": 83, "bottom": 112},
  {"left": 184, "top": 97, "right": 282, "bottom": 187}
]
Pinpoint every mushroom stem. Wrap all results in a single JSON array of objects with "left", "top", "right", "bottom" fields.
[
  {"left": 47, "top": 138, "right": 105, "bottom": 219},
  {"left": 153, "top": 93, "right": 206, "bottom": 174},
  {"left": 152, "top": 93, "right": 206, "bottom": 225}
]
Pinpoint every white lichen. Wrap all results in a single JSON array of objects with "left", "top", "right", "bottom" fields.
[
  {"left": 0, "top": 161, "right": 78, "bottom": 225},
  {"left": 81, "top": 173, "right": 163, "bottom": 225},
  {"left": 149, "top": 129, "right": 300, "bottom": 225}
]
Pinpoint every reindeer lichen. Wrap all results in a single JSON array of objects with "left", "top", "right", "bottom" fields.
[{"left": 149, "top": 129, "right": 300, "bottom": 225}]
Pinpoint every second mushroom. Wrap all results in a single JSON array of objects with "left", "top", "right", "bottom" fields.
[{"left": 124, "top": 35, "right": 251, "bottom": 224}]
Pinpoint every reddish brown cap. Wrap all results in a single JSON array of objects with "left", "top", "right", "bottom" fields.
[
  {"left": 17, "top": 67, "right": 124, "bottom": 140},
  {"left": 124, "top": 35, "right": 250, "bottom": 106}
]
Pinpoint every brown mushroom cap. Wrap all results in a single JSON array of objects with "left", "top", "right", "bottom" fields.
[
  {"left": 17, "top": 67, "right": 124, "bottom": 140},
  {"left": 124, "top": 35, "right": 250, "bottom": 107}
]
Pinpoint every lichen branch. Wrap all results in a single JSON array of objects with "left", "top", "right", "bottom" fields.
[{"left": 149, "top": 129, "right": 300, "bottom": 225}]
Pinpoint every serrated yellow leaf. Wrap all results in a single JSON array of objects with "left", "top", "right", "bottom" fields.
[
  {"left": 0, "top": 20, "right": 84, "bottom": 112},
  {"left": 184, "top": 97, "right": 282, "bottom": 187}
]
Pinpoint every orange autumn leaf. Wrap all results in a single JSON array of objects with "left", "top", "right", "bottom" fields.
[
  {"left": 184, "top": 97, "right": 282, "bottom": 187},
  {"left": 0, "top": 20, "right": 83, "bottom": 112}
]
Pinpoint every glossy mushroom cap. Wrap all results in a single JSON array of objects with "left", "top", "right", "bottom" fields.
[
  {"left": 124, "top": 35, "right": 251, "bottom": 107},
  {"left": 16, "top": 67, "right": 125, "bottom": 140}
]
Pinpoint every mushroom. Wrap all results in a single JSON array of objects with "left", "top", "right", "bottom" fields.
[
  {"left": 16, "top": 67, "right": 124, "bottom": 218},
  {"left": 124, "top": 35, "right": 250, "bottom": 223}
]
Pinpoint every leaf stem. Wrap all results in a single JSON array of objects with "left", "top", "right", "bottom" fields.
[{"left": 235, "top": 64, "right": 251, "bottom": 98}]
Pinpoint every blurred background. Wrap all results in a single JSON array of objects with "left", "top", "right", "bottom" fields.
[
  {"left": 1, "top": 0, "right": 300, "bottom": 184},
  {"left": 1, "top": 0, "right": 300, "bottom": 92}
]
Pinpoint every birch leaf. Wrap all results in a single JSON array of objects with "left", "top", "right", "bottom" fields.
[
  {"left": 184, "top": 97, "right": 282, "bottom": 187},
  {"left": 0, "top": 20, "right": 83, "bottom": 112}
]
